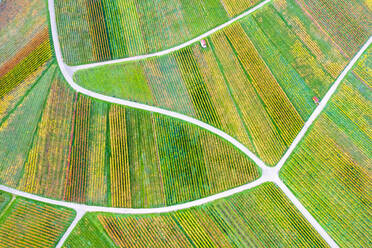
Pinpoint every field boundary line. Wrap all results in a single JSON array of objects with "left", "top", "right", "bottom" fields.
[
  {"left": 0, "top": 196, "right": 15, "bottom": 220},
  {"left": 0, "top": 179, "right": 265, "bottom": 214},
  {"left": 276, "top": 180, "right": 339, "bottom": 247},
  {"left": 274, "top": 37, "right": 372, "bottom": 172},
  {"left": 5, "top": 1, "right": 365, "bottom": 247},
  {"left": 66, "top": 0, "right": 271, "bottom": 72},
  {"left": 55, "top": 210, "right": 86, "bottom": 248},
  {"left": 48, "top": 0, "right": 270, "bottom": 172}
]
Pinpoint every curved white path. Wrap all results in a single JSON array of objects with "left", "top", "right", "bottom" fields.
[
  {"left": 0, "top": 179, "right": 265, "bottom": 214},
  {"left": 68, "top": 0, "right": 272, "bottom": 73},
  {"left": 274, "top": 37, "right": 372, "bottom": 172},
  {"left": 2, "top": 0, "right": 369, "bottom": 247},
  {"left": 48, "top": 0, "right": 271, "bottom": 172}
]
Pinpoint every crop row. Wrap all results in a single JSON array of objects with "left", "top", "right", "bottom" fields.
[
  {"left": 0, "top": 0, "right": 49, "bottom": 67},
  {"left": 55, "top": 0, "right": 262, "bottom": 65},
  {"left": 0, "top": 64, "right": 260, "bottom": 207},
  {"left": 293, "top": 0, "right": 370, "bottom": 58},
  {"left": 0, "top": 0, "right": 53, "bottom": 125},
  {"left": 280, "top": 49, "right": 371, "bottom": 247},
  {"left": 75, "top": 0, "right": 370, "bottom": 165},
  {"left": 0, "top": 192, "right": 75, "bottom": 248},
  {"left": 63, "top": 183, "right": 329, "bottom": 247}
]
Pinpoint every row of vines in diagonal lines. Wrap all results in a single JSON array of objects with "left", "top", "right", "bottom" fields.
[
  {"left": 0, "top": 65, "right": 260, "bottom": 207},
  {"left": 55, "top": 0, "right": 263, "bottom": 65}
]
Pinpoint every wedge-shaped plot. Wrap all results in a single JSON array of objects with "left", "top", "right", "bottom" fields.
[
  {"left": 0, "top": 0, "right": 50, "bottom": 67},
  {"left": 74, "top": 0, "right": 370, "bottom": 166},
  {"left": 63, "top": 183, "right": 329, "bottom": 247},
  {"left": 0, "top": 0, "right": 54, "bottom": 124},
  {"left": 0, "top": 191, "right": 75, "bottom": 248},
  {"left": 0, "top": 64, "right": 56, "bottom": 187},
  {"left": 0, "top": 192, "right": 11, "bottom": 212},
  {"left": 55, "top": 0, "right": 264, "bottom": 65},
  {"left": 280, "top": 49, "right": 372, "bottom": 247},
  {"left": 0, "top": 64, "right": 260, "bottom": 207}
]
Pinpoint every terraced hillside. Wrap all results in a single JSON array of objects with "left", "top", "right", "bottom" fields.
[
  {"left": 55, "top": 0, "right": 264, "bottom": 65},
  {"left": 280, "top": 48, "right": 372, "bottom": 247},
  {"left": 74, "top": 0, "right": 371, "bottom": 165}
]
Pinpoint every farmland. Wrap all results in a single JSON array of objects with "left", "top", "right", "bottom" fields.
[
  {"left": 280, "top": 49, "right": 372, "bottom": 247},
  {"left": 0, "top": 63, "right": 260, "bottom": 207},
  {"left": 75, "top": 0, "right": 370, "bottom": 165},
  {"left": 54, "top": 0, "right": 263, "bottom": 65},
  {"left": 63, "top": 183, "right": 328, "bottom": 247},
  {"left": 0, "top": 191, "right": 75, "bottom": 248},
  {"left": 0, "top": 0, "right": 53, "bottom": 124},
  {"left": 0, "top": 0, "right": 371, "bottom": 246}
]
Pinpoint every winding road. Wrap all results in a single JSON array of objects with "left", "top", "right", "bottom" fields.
[{"left": 1, "top": 0, "right": 371, "bottom": 246}]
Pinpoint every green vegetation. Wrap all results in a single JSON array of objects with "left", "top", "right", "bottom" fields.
[
  {"left": 0, "top": 192, "right": 11, "bottom": 212},
  {"left": 75, "top": 0, "right": 371, "bottom": 165},
  {"left": 55, "top": 0, "right": 263, "bottom": 65},
  {"left": 0, "top": 0, "right": 50, "bottom": 66},
  {"left": 63, "top": 183, "right": 328, "bottom": 247},
  {"left": 0, "top": 61, "right": 260, "bottom": 207},
  {"left": 76, "top": 63, "right": 154, "bottom": 103},
  {"left": 0, "top": 191, "right": 75, "bottom": 248},
  {"left": 0, "top": 64, "right": 55, "bottom": 187},
  {"left": 0, "top": 0, "right": 371, "bottom": 246},
  {"left": 0, "top": 0, "right": 53, "bottom": 125},
  {"left": 280, "top": 48, "right": 372, "bottom": 247}
]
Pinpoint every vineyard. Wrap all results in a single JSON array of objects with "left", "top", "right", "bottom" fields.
[
  {"left": 0, "top": 63, "right": 260, "bottom": 207},
  {"left": 0, "top": 0, "right": 371, "bottom": 246},
  {"left": 0, "top": 192, "right": 11, "bottom": 212},
  {"left": 0, "top": 192, "right": 75, "bottom": 248},
  {"left": 0, "top": 0, "right": 53, "bottom": 124},
  {"left": 292, "top": 0, "right": 370, "bottom": 58},
  {"left": 63, "top": 183, "right": 328, "bottom": 247},
  {"left": 74, "top": 0, "right": 371, "bottom": 166},
  {"left": 280, "top": 49, "right": 372, "bottom": 247},
  {"left": 54, "top": 0, "right": 263, "bottom": 65}
]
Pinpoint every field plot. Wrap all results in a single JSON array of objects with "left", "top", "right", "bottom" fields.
[
  {"left": 0, "top": 0, "right": 51, "bottom": 66},
  {"left": 54, "top": 0, "right": 263, "bottom": 65},
  {"left": 0, "top": 0, "right": 53, "bottom": 124},
  {"left": 0, "top": 192, "right": 11, "bottom": 212},
  {"left": 0, "top": 192, "right": 75, "bottom": 248},
  {"left": 63, "top": 183, "right": 328, "bottom": 248},
  {"left": 280, "top": 49, "right": 372, "bottom": 247},
  {"left": 75, "top": 0, "right": 370, "bottom": 165},
  {"left": 0, "top": 64, "right": 260, "bottom": 207}
]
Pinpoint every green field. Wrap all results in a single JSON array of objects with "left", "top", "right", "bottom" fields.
[
  {"left": 75, "top": 0, "right": 370, "bottom": 166},
  {"left": 0, "top": 0, "right": 53, "bottom": 125},
  {"left": 63, "top": 183, "right": 329, "bottom": 248},
  {"left": 0, "top": 192, "right": 11, "bottom": 213},
  {"left": 0, "top": 191, "right": 75, "bottom": 248},
  {"left": 0, "top": 0, "right": 371, "bottom": 246},
  {"left": 54, "top": 0, "right": 263, "bottom": 65},
  {"left": 280, "top": 48, "right": 372, "bottom": 247},
  {"left": 0, "top": 0, "right": 50, "bottom": 67},
  {"left": 0, "top": 61, "right": 260, "bottom": 208}
]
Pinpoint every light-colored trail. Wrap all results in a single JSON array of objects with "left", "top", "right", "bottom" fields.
[
  {"left": 0, "top": 179, "right": 264, "bottom": 214},
  {"left": 68, "top": 0, "right": 272, "bottom": 73},
  {"left": 276, "top": 180, "right": 339, "bottom": 247},
  {"left": 274, "top": 37, "right": 372, "bottom": 172},
  {"left": 48, "top": 0, "right": 270, "bottom": 172},
  {"left": 55, "top": 210, "right": 85, "bottom": 248},
  {"left": 1, "top": 0, "right": 367, "bottom": 247}
]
